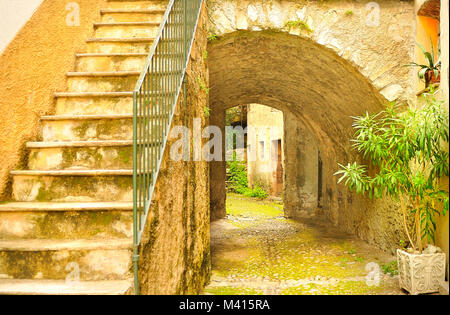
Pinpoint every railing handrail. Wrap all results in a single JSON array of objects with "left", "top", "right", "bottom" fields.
[
  {"left": 133, "top": 0, "right": 175, "bottom": 93},
  {"left": 132, "top": 0, "right": 204, "bottom": 295}
]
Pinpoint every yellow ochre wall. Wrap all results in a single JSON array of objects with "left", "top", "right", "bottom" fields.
[{"left": 0, "top": 0, "right": 107, "bottom": 200}]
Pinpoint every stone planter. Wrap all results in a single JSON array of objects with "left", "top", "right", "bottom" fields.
[{"left": 397, "top": 249, "right": 446, "bottom": 295}]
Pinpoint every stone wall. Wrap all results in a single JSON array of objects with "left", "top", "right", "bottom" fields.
[
  {"left": 207, "top": 0, "right": 416, "bottom": 102},
  {"left": 284, "top": 111, "right": 319, "bottom": 218},
  {"left": 138, "top": 3, "right": 211, "bottom": 295},
  {"left": 0, "top": 0, "right": 108, "bottom": 201}
]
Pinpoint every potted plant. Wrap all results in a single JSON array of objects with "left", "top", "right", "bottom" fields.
[
  {"left": 335, "top": 92, "right": 449, "bottom": 295},
  {"left": 404, "top": 40, "right": 441, "bottom": 88}
]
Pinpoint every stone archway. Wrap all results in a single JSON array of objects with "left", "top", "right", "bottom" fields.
[{"left": 208, "top": 30, "right": 392, "bottom": 242}]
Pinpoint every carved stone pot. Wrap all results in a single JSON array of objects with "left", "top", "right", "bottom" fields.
[{"left": 397, "top": 249, "right": 446, "bottom": 295}]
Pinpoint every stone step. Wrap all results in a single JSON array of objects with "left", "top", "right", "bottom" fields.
[
  {"left": 67, "top": 71, "right": 179, "bottom": 92},
  {"left": 75, "top": 53, "right": 147, "bottom": 72},
  {"left": 41, "top": 114, "right": 165, "bottom": 141},
  {"left": 11, "top": 170, "right": 134, "bottom": 202},
  {"left": 66, "top": 71, "right": 140, "bottom": 93},
  {"left": 0, "top": 202, "right": 133, "bottom": 240},
  {"left": 74, "top": 53, "right": 182, "bottom": 72},
  {"left": 0, "top": 279, "right": 132, "bottom": 295},
  {"left": 27, "top": 140, "right": 162, "bottom": 170},
  {"left": 87, "top": 37, "right": 154, "bottom": 53},
  {"left": 27, "top": 141, "right": 134, "bottom": 170},
  {"left": 101, "top": 9, "right": 165, "bottom": 23},
  {"left": 94, "top": 22, "right": 160, "bottom": 39},
  {"left": 106, "top": 0, "right": 168, "bottom": 11},
  {"left": 42, "top": 114, "right": 133, "bottom": 141},
  {"left": 66, "top": 70, "right": 180, "bottom": 93},
  {"left": 0, "top": 239, "right": 132, "bottom": 281},
  {"left": 55, "top": 91, "right": 134, "bottom": 115},
  {"left": 54, "top": 91, "right": 175, "bottom": 115}
]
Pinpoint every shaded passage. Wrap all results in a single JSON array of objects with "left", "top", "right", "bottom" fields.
[{"left": 205, "top": 194, "right": 404, "bottom": 295}]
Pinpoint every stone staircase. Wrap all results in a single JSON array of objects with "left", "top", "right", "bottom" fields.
[{"left": 0, "top": 0, "right": 168, "bottom": 295}]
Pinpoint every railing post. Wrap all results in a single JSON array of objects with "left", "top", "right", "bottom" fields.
[
  {"left": 132, "top": 90, "right": 140, "bottom": 295},
  {"left": 184, "top": 0, "right": 187, "bottom": 62}
]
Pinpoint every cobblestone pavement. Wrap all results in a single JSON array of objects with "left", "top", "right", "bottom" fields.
[{"left": 204, "top": 193, "right": 404, "bottom": 295}]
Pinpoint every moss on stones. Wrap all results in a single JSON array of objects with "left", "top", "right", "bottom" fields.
[
  {"left": 206, "top": 194, "right": 401, "bottom": 295},
  {"left": 205, "top": 286, "right": 263, "bottom": 295}
]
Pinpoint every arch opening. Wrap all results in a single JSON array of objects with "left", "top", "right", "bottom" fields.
[{"left": 208, "top": 30, "right": 386, "bottom": 225}]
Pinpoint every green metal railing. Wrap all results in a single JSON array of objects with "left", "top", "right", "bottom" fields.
[{"left": 132, "top": 0, "right": 204, "bottom": 295}]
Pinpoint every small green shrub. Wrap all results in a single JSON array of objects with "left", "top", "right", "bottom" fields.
[
  {"left": 227, "top": 157, "right": 249, "bottom": 194},
  {"left": 244, "top": 184, "right": 268, "bottom": 199},
  {"left": 227, "top": 154, "right": 268, "bottom": 199},
  {"left": 381, "top": 261, "right": 399, "bottom": 276},
  {"left": 335, "top": 94, "right": 449, "bottom": 252}
]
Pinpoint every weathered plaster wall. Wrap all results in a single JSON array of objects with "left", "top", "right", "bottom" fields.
[
  {"left": 247, "top": 104, "right": 284, "bottom": 196},
  {"left": 0, "top": 0, "right": 108, "bottom": 200},
  {"left": 138, "top": 3, "right": 210, "bottom": 295}
]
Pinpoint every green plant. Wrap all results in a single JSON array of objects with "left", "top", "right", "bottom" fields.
[
  {"left": 404, "top": 39, "right": 441, "bottom": 87},
  {"left": 335, "top": 93, "right": 449, "bottom": 253},
  {"left": 202, "top": 49, "right": 208, "bottom": 61},
  {"left": 208, "top": 33, "right": 218, "bottom": 41},
  {"left": 197, "top": 75, "right": 209, "bottom": 95},
  {"left": 354, "top": 257, "right": 364, "bottom": 263},
  {"left": 381, "top": 261, "right": 399, "bottom": 276},
  {"left": 203, "top": 106, "right": 211, "bottom": 117},
  {"left": 285, "top": 19, "right": 312, "bottom": 32},
  {"left": 227, "top": 154, "right": 268, "bottom": 199},
  {"left": 227, "top": 156, "right": 250, "bottom": 194},
  {"left": 244, "top": 184, "right": 268, "bottom": 199},
  {"left": 345, "top": 10, "right": 353, "bottom": 16}
]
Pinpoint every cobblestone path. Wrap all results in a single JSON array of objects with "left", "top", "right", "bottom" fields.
[{"left": 204, "top": 193, "right": 404, "bottom": 295}]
